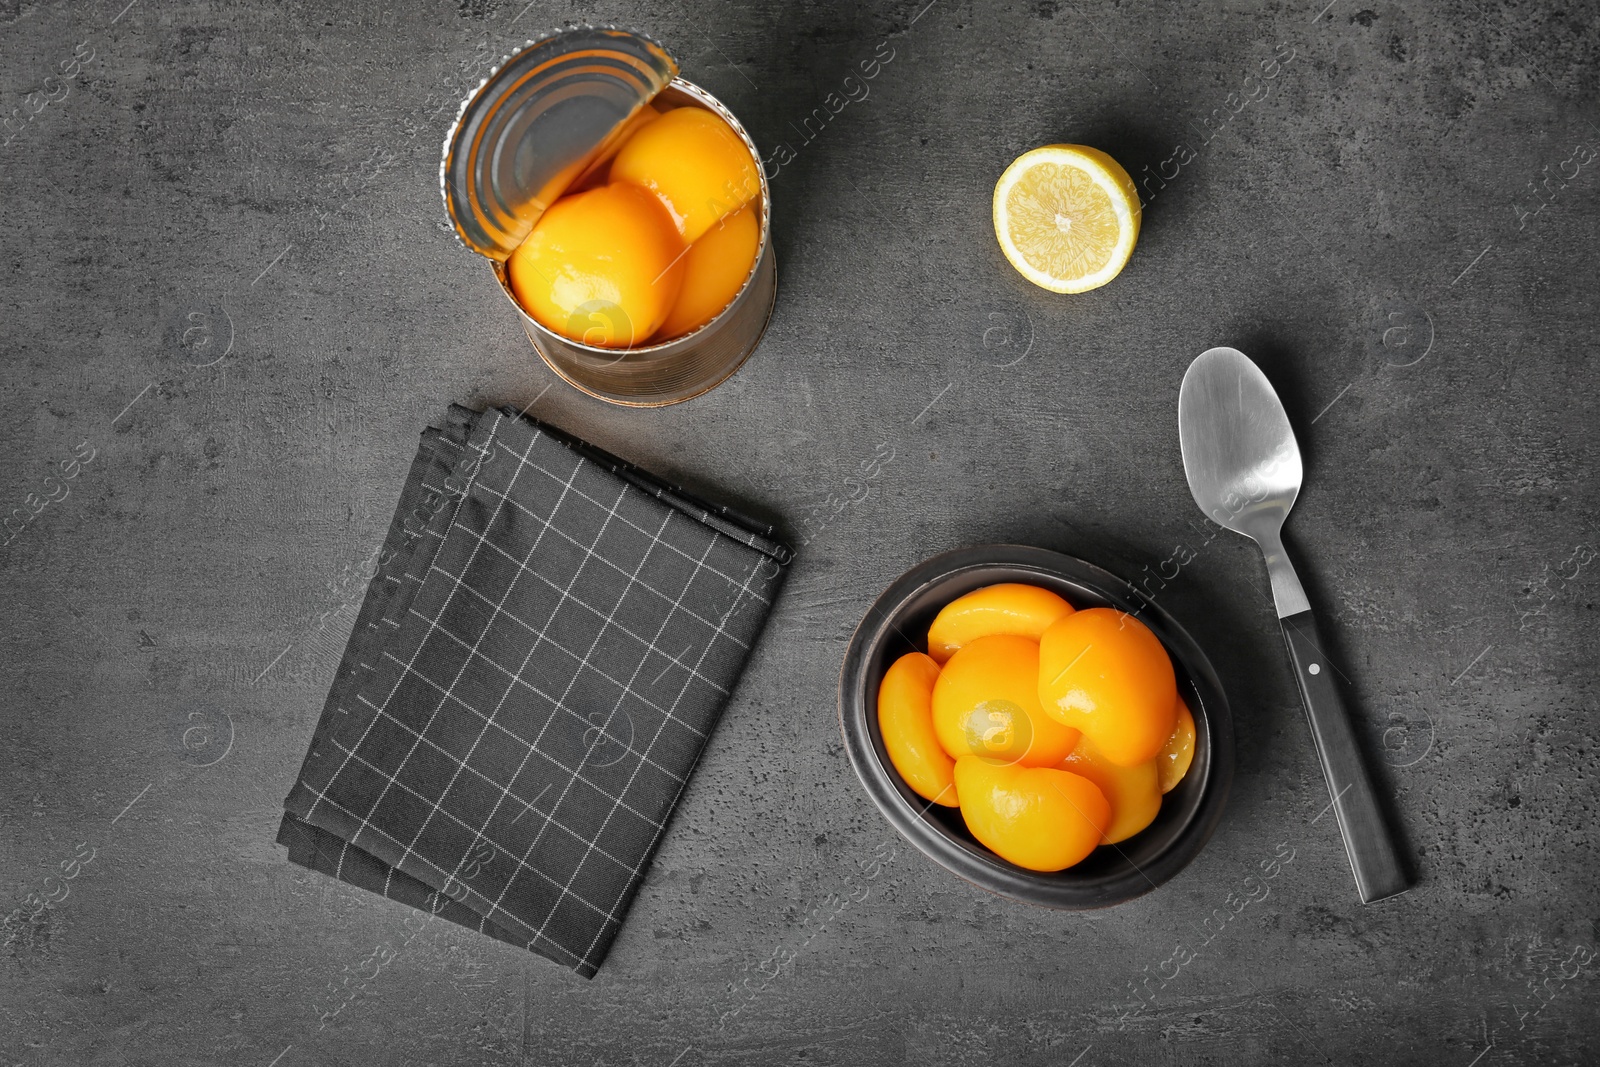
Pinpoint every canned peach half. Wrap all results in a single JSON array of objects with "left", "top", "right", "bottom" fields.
[{"left": 443, "top": 29, "right": 774, "bottom": 407}]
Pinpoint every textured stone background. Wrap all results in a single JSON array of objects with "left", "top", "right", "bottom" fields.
[{"left": 2, "top": 0, "right": 1597, "bottom": 1064}]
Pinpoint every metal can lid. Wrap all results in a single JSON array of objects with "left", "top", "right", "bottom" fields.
[{"left": 440, "top": 26, "right": 678, "bottom": 262}]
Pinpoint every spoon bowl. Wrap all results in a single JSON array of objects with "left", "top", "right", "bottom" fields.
[
  {"left": 1179, "top": 348, "right": 1308, "bottom": 616},
  {"left": 1178, "top": 348, "right": 1303, "bottom": 536}
]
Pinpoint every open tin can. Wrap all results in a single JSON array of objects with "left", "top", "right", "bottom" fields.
[{"left": 441, "top": 27, "right": 775, "bottom": 407}]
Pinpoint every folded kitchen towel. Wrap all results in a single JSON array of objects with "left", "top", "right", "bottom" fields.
[{"left": 279, "top": 405, "right": 789, "bottom": 977}]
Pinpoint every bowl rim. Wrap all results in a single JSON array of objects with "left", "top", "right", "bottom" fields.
[{"left": 837, "top": 544, "right": 1235, "bottom": 910}]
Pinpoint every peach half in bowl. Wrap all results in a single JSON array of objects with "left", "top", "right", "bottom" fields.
[{"left": 838, "top": 545, "right": 1234, "bottom": 909}]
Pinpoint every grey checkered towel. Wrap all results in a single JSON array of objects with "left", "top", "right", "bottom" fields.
[{"left": 279, "top": 406, "right": 789, "bottom": 977}]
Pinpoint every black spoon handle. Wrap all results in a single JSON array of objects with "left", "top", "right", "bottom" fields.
[{"left": 1280, "top": 609, "right": 1411, "bottom": 903}]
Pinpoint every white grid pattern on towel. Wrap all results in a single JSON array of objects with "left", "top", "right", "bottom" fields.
[
  {"left": 349, "top": 690, "right": 666, "bottom": 828},
  {"left": 292, "top": 780, "right": 595, "bottom": 968},
  {"left": 391, "top": 453, "right": 588, "bottom": 876},
  {"left": 365, "top": 654, "right": 686, "bottom": 790},
  {"left": 421, "top": 477, "right": 633, "bottom": 918},
  {"left": 467, "top": 483, "right": 755, "bottom": 652},
  {"left": 415, "top": 557, "right": 727, "bottom": 720},
  {"left": 365, "top": 442, "right": 581, "bottom": 873},
  {"left": 568, "top": 551, "right": 768, "bottom": 963},
  {"left": 430, "top": 543, "right": 732, "bottom": 694},
  {"left": 488, "top": 520, "right": 719, "bottom": 953},
  {"left": 295, "top": 419, "right": 777, "bottom": 971},
  {"left": 494, "top": 438, "right": 773, "bottom": 602},
  {"left": 328, "top": 739, "right": 637, "bottom": 879},
  {"left": 302, "top": 423, "right": 537, "bottom": 833}
]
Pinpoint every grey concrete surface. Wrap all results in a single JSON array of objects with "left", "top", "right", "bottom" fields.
[{"left": 2, "top": 0, "right": 1597, "bottom": 1063}]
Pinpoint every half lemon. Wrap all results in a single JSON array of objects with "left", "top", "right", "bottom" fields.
[{"left": 992, "top": 144, "right": 1141, "bottom": 294}]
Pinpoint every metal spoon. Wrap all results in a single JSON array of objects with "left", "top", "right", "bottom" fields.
[{"left": 1178, "top": 346, "right": 1409, "bottom": 904}]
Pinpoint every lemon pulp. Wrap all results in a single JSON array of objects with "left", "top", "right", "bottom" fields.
[{"left": 992, "top": 144, "right": 1140, "bottom": 294}]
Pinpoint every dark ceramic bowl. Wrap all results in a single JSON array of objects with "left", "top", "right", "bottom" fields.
[{"left": 838, "top": 545, "right": 1234, "bottom": 909}]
